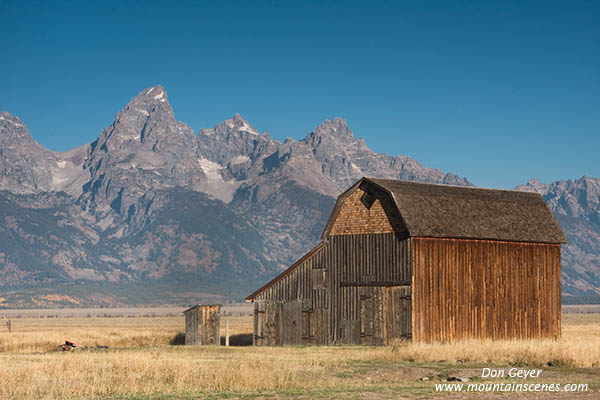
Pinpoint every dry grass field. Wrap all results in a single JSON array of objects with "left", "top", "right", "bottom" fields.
[{"left": 0, "top": 309, "right": 599, "bottom": 399}]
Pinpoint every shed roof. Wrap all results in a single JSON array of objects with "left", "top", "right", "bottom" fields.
[
  {"left": 336, "top": 178, "right": 567, "bottom": 244},
  {"left": 183, "top": 304, "right": 222, "bottom": 314}
]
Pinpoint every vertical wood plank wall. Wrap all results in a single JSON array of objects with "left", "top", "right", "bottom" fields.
[
  {"left": 254, "top": 232, "right": 412, "bottom": 345},
  {"left": 358, "top": 285, "right": 412, "bottom": 345},
  {"left": 254, "top": 243, "right": 329, "bottom": 345},
  {"left": 328, "top": 233, "right": 412, "bottom": 344},
  {"left": 198, "top": 305, "right": 221, "bottom": 345},
  {"left": 184, "top": 309, "right": 198, "bottom": 345},
  {"left": 412, "top": 237, "right": 561, "bottom": 342}
]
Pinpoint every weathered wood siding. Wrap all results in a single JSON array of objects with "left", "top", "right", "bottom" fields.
[
  {"left": 254, "top": 244, "right": 330, "bottom": 345},
  {"left": 412, "top": 237, "right": 561, "bottom": 342},
  {"left": 357, "top": 285, "right": 412, "bottom": 344},
  {"left": 254, "top": 232, "right": 412, "bottom": 345},
  {"left": 384, "top": 285, "right": 412, "bottom": 342},
  {"left": 199, "top": 305, "right": 221, "bottom": 345},
  {"left": 184, "top": 305, "right": 221, "bottom": 345},
  {"left": 254, "top": 243, "right": 328, "bottom": 305},
  {"left": 329, "top": 186, "right": 405, "bottom": 235},
  {"left": 327, "top": 233, "right": 412, "bottom": 344},
  {"left": 254, "top": 299, "right": 330, "bottom": 346},
  {"left": 184, "top": 308, "right": 198, "bottom": 345}
]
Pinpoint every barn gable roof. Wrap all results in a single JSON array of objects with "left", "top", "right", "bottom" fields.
[{"left": 324, "top": 177, "right": 566, "bottom": 244}]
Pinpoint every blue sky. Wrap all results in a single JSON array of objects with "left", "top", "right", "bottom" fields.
[{"left": 1, "top": 0, "right": 598, "bottom": 189}]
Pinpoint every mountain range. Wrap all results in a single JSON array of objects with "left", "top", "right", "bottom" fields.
[{"left": 0, "top": 85, "right": 598, "bottom": 307}]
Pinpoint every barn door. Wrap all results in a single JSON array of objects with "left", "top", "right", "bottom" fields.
[
  {"left": 384, "top": 286, "right": 412, "bottom": 343},
  {"left": 254, "top": 300, "right": 285, "bottom": 346},
  {"left": 281, "top": 301, "right": 303, "bottom": 345},
  {"left": 359, "top": 287, "right": 385, "bottom": 345}
]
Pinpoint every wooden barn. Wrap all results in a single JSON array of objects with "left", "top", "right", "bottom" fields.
[{"left": 246, "top": 177, "right": 566, "bottom": 344}]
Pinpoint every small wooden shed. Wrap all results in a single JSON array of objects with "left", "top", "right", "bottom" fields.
[
  {"left": 246, "top": 177, "right": 566, "bottom": 344},
  {"left": 183, "top": 304, "right": 221, "bottom": 345}
]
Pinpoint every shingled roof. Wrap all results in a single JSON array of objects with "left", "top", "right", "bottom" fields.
[{"left": 324, "top": 177, "right": 566, "bottom": 244}]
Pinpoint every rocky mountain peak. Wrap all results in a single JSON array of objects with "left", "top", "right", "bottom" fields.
[
  {"left": 516, "top": 176, "right": 600, "bottom": 220},
  {"left": 0, "top": 112, "right": 60, "bottom": 193},
  {"left": 133, "top": 85, "right": 169, "bottom": 104},
  {"left": 124, "top": 85, "right": 173, "bottom": 119},
  {"left": 213, "top": 113, "right": 260, "bottom": 136},
  {"left": 309, "top": 118, "right": 354, "bottom": 142},
  {"left": 0, "top": 112, "right": 34, "bottom": 144},
  {"left": 515, "top": 178, "right": 550, "bottom": 194},
  {"left": 579, "top": 176, "right": 600, "bottom": 188},
  {"left": 94, "top": 85, "right": 187, "bottom": 154},
  {"left": 117, "top": 85, "right": 174, "bottom": 126},
  {"left": 78, "top": 85, "right": 206, "bottom": 223},
  {"left": 197, "top": 113, "right": 275, "bottom": 169}
]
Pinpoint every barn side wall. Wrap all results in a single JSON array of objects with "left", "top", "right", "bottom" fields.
[
  {"left": 254, "top": 243, "right": 329, "bottom": 345},
  {"left": 412, "top": 237, "right": 562, "bottom": 342}
]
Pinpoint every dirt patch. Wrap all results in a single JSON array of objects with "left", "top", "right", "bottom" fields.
[{"left": 363, "top": 366, "right": 438, "bottom": 384}]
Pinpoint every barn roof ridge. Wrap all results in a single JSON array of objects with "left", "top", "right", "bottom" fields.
[
  {"left": 363, "top": 177, "right": 566, "bottom": 244},
  {"left": 365, "top": 177, "right": 543, "bottom": 197}
]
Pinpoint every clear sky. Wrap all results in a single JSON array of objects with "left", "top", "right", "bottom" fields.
[{"left": 1, "top": 0, "right": 598, "bottom": 189}]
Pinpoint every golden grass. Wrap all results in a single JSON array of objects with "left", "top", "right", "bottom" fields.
[
  {"left": 381, "top": 314, "right": 600, "bottom": 368},
  {"left": 0, "top": 315, "right": 251, "bottom": 353},
  {"left": 0, "top": 347, "right": 308, "bottom": 398},
  {"left": 0, "top": 312, "right": 598, "bottom": 399}
]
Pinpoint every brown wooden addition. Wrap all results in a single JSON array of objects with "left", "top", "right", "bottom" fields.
[{"left": 246, "top": 178, "right": 566, "bottom": 344}]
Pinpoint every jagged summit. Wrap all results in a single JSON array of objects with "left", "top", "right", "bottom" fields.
[
  {"left": 0, "top": 112, "right": 32, "bottom": 141},
  {"left": 309, "top": 118, "right": 354, "bottom": 141},
  {"left": 516, "top": 178, "right": 549, "bottom": 194},
  {"left": 96, "top": 84, "right": 187, "bottom": 151},
  {"left": 218, "top": 113, "right": 260, "bottom": 135},
  {"left": 0, "top": 112, "right": 60, "bottom": 193},
  {"left": 133, "top": 85, "right": 169, "bottom": 103},
  {"left": 78, "top": 84, "right": 206, "bottom": 221},
  {"left": 121, "top": 85, "right": 173, "bottom": 120},
  {"left": 318, "top": 117, "right": 352, "bottom": 133},
  {"left": 0, "top": 111, "right": 23, "bottom": 123}
]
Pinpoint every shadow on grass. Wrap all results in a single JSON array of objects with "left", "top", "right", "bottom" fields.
[
  {"left": 170, "top": 332, "right": 253, "bottom": 346},
  {"left": 170, "top": 332, "right": 186, "bottom": 345},
  {"left": 220, "top": 334, "right": 253, "bottom": 346}
]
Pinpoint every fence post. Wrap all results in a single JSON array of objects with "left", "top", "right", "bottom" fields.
[{"left": 225, "top": 319, "right": 230, "bottom": 347}]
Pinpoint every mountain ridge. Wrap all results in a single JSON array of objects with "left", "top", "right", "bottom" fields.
[{"left": 0, "top": 85, "right": 598, "bottom": 307}]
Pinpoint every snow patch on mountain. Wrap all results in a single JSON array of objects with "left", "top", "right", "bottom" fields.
[
  {"left": 198, "top": 158, "right": 223, "bottom": 182},
  {"left": 153, "top": 91, "right": 166, "bottom": 102},
  {"left": 229, "top": 155, "right": 250, "bottom": 165}
]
